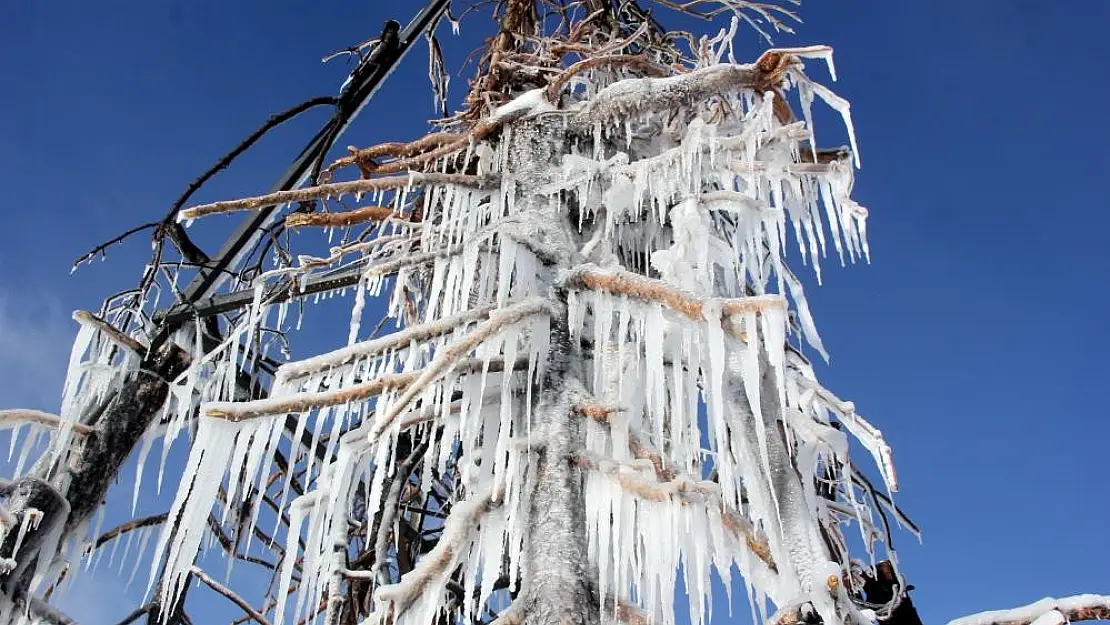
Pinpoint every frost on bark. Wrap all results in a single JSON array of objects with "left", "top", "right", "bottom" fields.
[{"left": 0, "top": 3, "right": 1103, "bottom": 625}]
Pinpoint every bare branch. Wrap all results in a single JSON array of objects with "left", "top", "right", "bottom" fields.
[
  {"left": 191, "top": 566, "right": 273, "bottom": 625},
  {"left": 285, "top": 206, "right": 413, "bottom": 229},
  {"left": 95, "top": 513, "right": 168, "bottom": 548}
]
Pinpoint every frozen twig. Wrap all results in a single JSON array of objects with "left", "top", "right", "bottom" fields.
[
  {"left": 178, "top": 173, "right": 499, "bottom": 221},
  {"left": 191, "top": 566, "right": 273, "bottom": 625},
  {"left": 73, "top": 310, "right": 147, "bottom": 356},
  {"left": 0, "top": 410, "right": 93, "bottom": 438},
  {"left": 576, "top": 451, "right": 775, "bottom": 570},
  {"left": 277, "top": 304, "right": 499, "bottom": 383},
  {"left": 948, "top": 596, "right": 1110, "bottom": 625},
  {"left": 793, "top": 376, "right": 898, "bottom": 492},
  {"left": 368, "top": 298, "right": 550, "bottom": 443},
  {"left": 565, "top": 264, "right": 784, "bottom": 328},
  {"left": 373, "top": 486, "right": 504, "bottom": 619},
  {"left": 206, "top": 356, "right": 522, "bottom": 421}
]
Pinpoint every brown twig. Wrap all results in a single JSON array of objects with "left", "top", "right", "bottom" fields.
[
  {"left": 72, "top": 310, "right": 147, "bottom": 356},
  {"left": 206, "top": 356, "right": 522, "bottom": 422},
  {"left": 191, "top": 566, "right": 273, "bottom": 625},
  {"left": 0, "top": 410, "right": 93, "bottom": 438},
  {"left": 178, "top": 173, "right": 499, "bottom": 221},
  {"left": 94, "top": 513, "right": 168, "bottom": 548},
  {"left": 564, "top": 264, "right": 784, "bottom": 324}
]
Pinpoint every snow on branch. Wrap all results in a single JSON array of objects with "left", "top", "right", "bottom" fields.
[
  {"left": 177, "top": 173, "right": 499, "bottom": 221},
  {"left": 0, "top": 410, "right": 93, "bottom": 438},
  {"left": 949, "top": 595, "right": 1110, "bottom": 625},
  {"left": 565, "top": 46, "right": 828, "bottom": 129}
]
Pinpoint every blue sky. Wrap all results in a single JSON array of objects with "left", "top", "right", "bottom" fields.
[{"left": 1, "top": 1, "right": 1108, "bottom": 624}]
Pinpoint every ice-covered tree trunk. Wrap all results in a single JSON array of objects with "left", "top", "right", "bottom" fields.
[{"left": 504, "top": 119, "right": 599, "bottom": 625}]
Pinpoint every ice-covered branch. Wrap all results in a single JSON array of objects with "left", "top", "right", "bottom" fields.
[
  {"left": 72, "top": 310, "right": 146, "bottom": 356},
  {"left": 372, "top": 486, "right": 504, "bottom": 619},
  {"left": 545, "top": 54, "right": 670, "bottom": 102},
  {"left": 205, "top": 356, "right": 521, "bottom": 421},
  {"left": 0, "top": 410, "right": 92, "bottom": 438},
  {"left": 792, "top": 376, "right": 898, "bottom": 491},
  {"left": 569, "top": 55, "right": 787, "bottom": 127},
  {"left": 948, "top": 596, "right": 1110, "bottom": 625},
  {"left": 564, "top": 264, "right": 784, "bottom": 329},
  {"left": 369, "top": 298, "right": 550, "bottom": 442},
  {"left": 577, "top": 451, "right": 775, "bottom": 570},
  {"left": 284, "top": 206, "right": 416, "bottom": 229},
  {"left": 275, "top": 303, "right": 499, "bottom": 383},
  {"left": 190, "top": 566, "right": 273, "bottom": 625},
  {"left": 177, "top": 173, "right": 499, "bottom": 221}
]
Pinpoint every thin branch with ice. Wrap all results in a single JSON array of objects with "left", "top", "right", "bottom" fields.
[
  {"left": 190, "top": 566, "right": 273, "bottom": 625},
  {"left": 72, "top": 310, "right": 147, "bottom": 356},
  {"left": 372, "top": 486, "right": 504, "bottom": 619},
  {"left": 0, "top": 410, "right": 93, "bottom": 438},
  {"left": 367, "top": 298, "right": 550, "bottom": 442},
  {"left": 564, "top": 263, "right": 784, "bottom": 324},
  {"left": 205, "top": 356, "right": 522, "bottom": 421},
  {"left": 177, "top": 173, "right": 499, "bottom": 221}
]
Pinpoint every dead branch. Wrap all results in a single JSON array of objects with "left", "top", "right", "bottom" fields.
[
  {"left": 564, "top": 263, "right": 784, "bottom": 324},
  {"left": 191, "top": 566, "right": 273, "bottom": 625},
  {"left": 94, "top": 513, "right": 168, "bottom": 548},
  {"left": 369, "top": 298, "right": 550, "bottom": 442},
  {"left": 72, "top": 310, "right": 147, "bottom": 356},
  {"left": 0, "top": 410, "right": 93, "bottom": 438},
  {"left": 206, "top": 356, "right": 522, "bottom": 421},
  {"left": 178, "top": 173, "right": 499, "bottom": 221},
  {"left": 284, "top": 206, "right": 412, "bottom": 229}
]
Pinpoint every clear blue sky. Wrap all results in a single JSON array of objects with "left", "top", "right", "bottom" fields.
[{"left": 1, "top": 1, "right": 1108, "bottom": 624}]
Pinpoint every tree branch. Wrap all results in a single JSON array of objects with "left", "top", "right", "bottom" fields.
[
  {"left": 0, "top": 410, "right": 93, "bottom": 438},
  {"left": 948, "top": 596, "right": 1110, "bottom": 625},
  {"left": 178, "top": 173, "right": 499, "bottom": 221},
  {"left": 191, "top": 566, "right": 273, "bottom": 625}
]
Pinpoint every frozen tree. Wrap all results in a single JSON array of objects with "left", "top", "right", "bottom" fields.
[{"left": 0, "top": 3, "right": 1106, "bottom": 625}]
